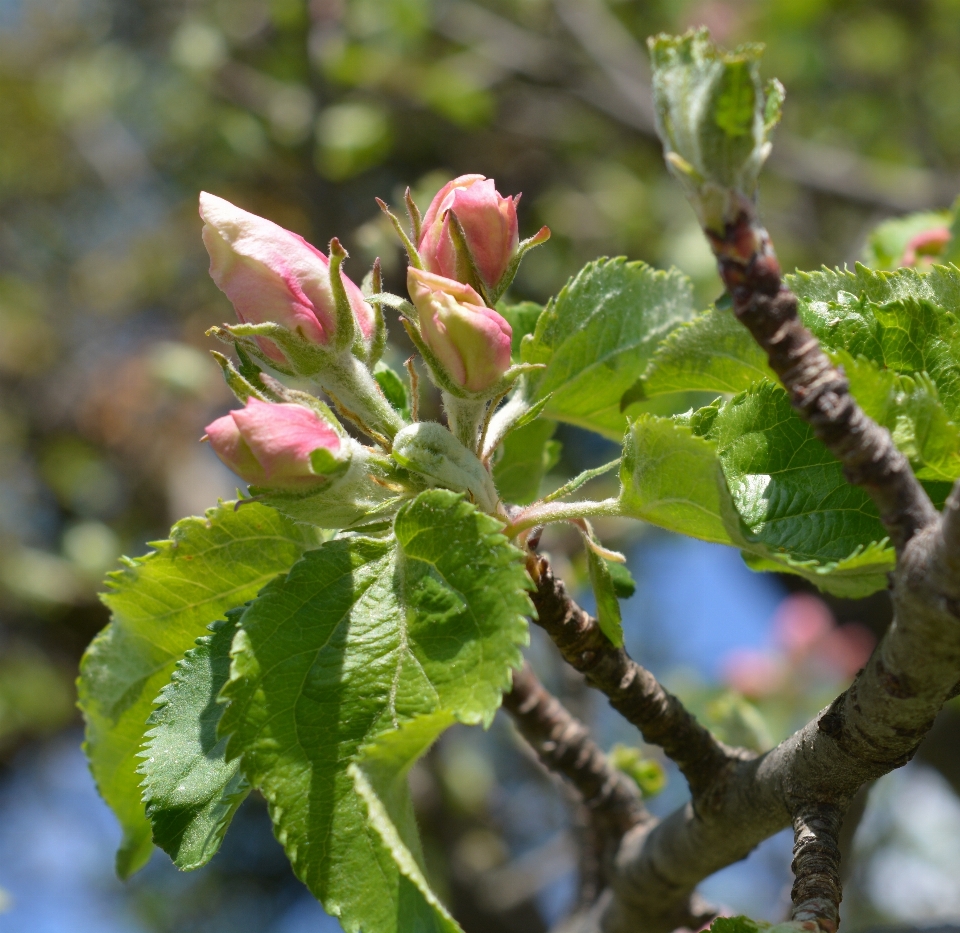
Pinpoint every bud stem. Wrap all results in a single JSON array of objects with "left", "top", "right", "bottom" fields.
[
  {"left": 443, "top": 393, "right": 487, "bottom": 454},
  {"left": 504, "top": 497, "right": 622, "bottom": 538},
  {"left": 319, "top": 353, "right": 407, "bottom": 444}
]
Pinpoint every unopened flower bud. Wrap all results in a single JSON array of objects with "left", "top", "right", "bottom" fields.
[
  {"left": 200, "top": 192, "right": 374, "bottom": 363},
  {"left": 407, "top": 268, "right": 512, "bottom": 393},
  {"left": 205, "top": 397, "right": 348, "bottom": 490},
  {"left": 418, "top": 175, "right": 519, "bottom": 292}
]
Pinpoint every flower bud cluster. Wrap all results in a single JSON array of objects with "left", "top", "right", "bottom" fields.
[{"left": 198, "top": 172, "right": 549, "bottom": 525}]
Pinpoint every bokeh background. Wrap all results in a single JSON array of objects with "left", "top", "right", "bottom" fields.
[{"left": 3, "top": 0, "right": 960, "bottom": 930}]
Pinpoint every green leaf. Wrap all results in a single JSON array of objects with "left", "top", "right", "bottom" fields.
[
  {"left": 585, "top": 547, "right": 624, "bottom": 647},
  {"left": 628, "top": 304, "right": 770, "bottom": 402},
  {"left": 220, "top": 490, "right": 531, "bottom": 933},
  {"left": 787, "top": 261, "right": 960, "bottom": 310},
  {"left": 78, "top": 502, "right": 318, "bottom": 877},
  {"left": 492, "top": 418, "right": 560, "bottom": 505},
  {"left": 709, "top": 916, "right": 768, "bottom": 933},
  {"left": 619, "top": 414, "right": 736, "bottom": 545},
  {"left": 349, "top": 713, "right": 462, "bottom": 933},
  {"left": 690, "top": 382, "right": 895, "bottom": 597},
  {"left": 139, "top": 613, "right": 249, "bottom": 871},
  {"left": 608, "top": 744, "right": 665, "bottom": 797},
  {"left": 497, "top": 300, "right": 543, "bottom": 360},
  {"left": 607, "top": 561, "right": 636, "bottom": 599},
  {"left": 804, "top": 293, "right": 960, "bottom": 422},
  {"left": 522, "top": 258, "right": 697, "bottom": 438},
  {"left": 836, "top": 350, "right": 960, "bottom": 482}
]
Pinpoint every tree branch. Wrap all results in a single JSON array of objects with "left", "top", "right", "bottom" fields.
[
  {"left": 791, "top": 804, "right": 843, "bottom": 932},
  {"left": 503, "top": 660, "right": 650, "bottom": 855},
  {"left": 526, "top": 554, "right": 739, "bottom": 799},
  {"left": 595, "top": 217, "right": 960, "bottom": 932}
]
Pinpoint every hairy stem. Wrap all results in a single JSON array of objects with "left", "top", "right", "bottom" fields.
[
  {"left": 503, "top": 661, "right": 650, "bottom": 857},
  {"left": 527, "top": 555, "right": 737, "bottom": 798},
  {"left": 507, "top": 499, "right": 621, "bottom": 537},
  {"left": 791, "top": 804, "right": 843, "bottom": 932}
]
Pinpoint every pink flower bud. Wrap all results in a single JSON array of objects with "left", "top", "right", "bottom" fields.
[
  {"left": 407, "top": 268, "right": 512, "bottom": 393},
  {"left": 899, "top": 226, "right": 951, "bottom": 267},
  {"left": 418, "top": 175, "right": 519, "bottom": 292},
  {"left": 199, "top": 192, "right": 374, "bottom": 363},
  {"left": 205, "top": 397, "right": 345, "bottom": 490}
]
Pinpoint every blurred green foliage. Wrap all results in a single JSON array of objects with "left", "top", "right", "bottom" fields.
[{"left": 2, "top": 0, "right": 960, "bottom": 928}]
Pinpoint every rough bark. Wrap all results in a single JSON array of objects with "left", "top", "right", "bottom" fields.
[
  {"left": 527, "top": 554, "right": 741, "bottom": 799},
  {"left": 791, "top": 804, "right": 843, "bottom": 932}
]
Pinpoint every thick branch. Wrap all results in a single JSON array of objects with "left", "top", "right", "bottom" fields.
[
  {"left": 602, "top": 453, "right": 960, "bottom": 933},
  {"left": 527, "top": 555, "right": 737, "bottom": 799},
  {"left": 708, "top": 200, "right": 938, "bottom": 552},
  {"left": 503, "top": 660, "right": 650, "bottom": 849},
  {"left": 791, "top": 804, "right": 843, "bottom": 932}
]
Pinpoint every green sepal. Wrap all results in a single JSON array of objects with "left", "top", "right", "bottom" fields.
[
  {"left": 210, "top": 351, "right": 269, "bottom": 404},
  {"left": 328, "top": 238, "right": 359, "bottom": 355}
]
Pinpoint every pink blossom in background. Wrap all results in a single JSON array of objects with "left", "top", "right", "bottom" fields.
[
  {"left": 899, "top": 226, "right": 951, "bottom": 266},
  {"left": 774, "top": 593, "right": 834, "bottom": 659},
  {"left": 721, "top": 648, "right": 786, "bottom": 698}
]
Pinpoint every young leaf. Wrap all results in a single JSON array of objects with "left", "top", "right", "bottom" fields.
[
  {"left": 804, "top": 294, "right": 960, "bottom": 421},
  {"left": 690, "top": 382, "right": 896, "bottom": 596},
  {"left": 627, "top": 303, "right": 770, "bottom": 402},
  {"left": 349, "top": 713, "right": 462, "bottom": 933},
  {"left": 219, "top": 490, "right": 531, "bottom": 933},
  {"left": 492, "top": 418, "right": 560, "bottom": 505},
  {"left": 139, "top": 613, "right": 249, "bottom": 871},
  {"left": 836, "top": 350, "right": 960, "bottom": 482},
  {"left": 77, "top": 502, "right": 318, "bottom": 877},
  {"left": 619, "top": 414, "right": 736, "bottom": 545},
  {"left": 522, "top": 258, "right": 697, "bottom": 438},
  {"left": 607, "top": 561, "right": 636, "bottom": 599},
  {"left": 585, "top": 546, "right": 624, "bottom": 647}
]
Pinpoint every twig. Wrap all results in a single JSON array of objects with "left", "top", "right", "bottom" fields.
[
  {"left": 527, "top": 555, "right": 737, "bottom": 798},
  {"left": 707, "top": 197, "right": 938, "bottom": 552},
  {"left": 502, "top": 661, "right": 649, "bottom": 848}
]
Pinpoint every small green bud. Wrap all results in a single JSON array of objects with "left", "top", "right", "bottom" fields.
[
  {"left": 608, "top": 744, "right": 666, "bottom": 798},
  {"left": 391, "top": 422, "right": 499, "bottom": 514},
  {"left": 648, "top": 29, "right": 783, "bottom": 232}
]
